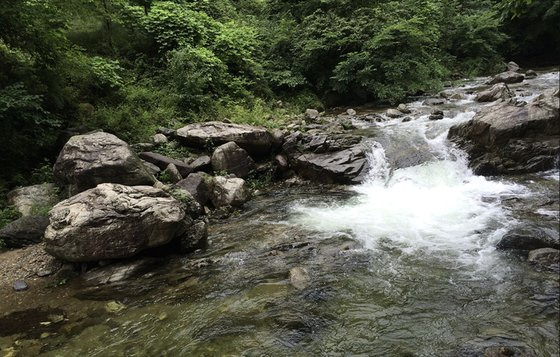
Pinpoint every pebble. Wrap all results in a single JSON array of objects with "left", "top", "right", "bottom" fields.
[{"left": 12, "top": 279, "right": 28, "bottom": 292}]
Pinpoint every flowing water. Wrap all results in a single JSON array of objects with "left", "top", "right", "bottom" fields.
[{"left": 1, "top": 71, "right": 559, "bottom": 356}]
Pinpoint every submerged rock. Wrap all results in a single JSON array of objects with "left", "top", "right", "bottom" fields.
[
  {"left": 175, "top": 121, "right": 275, "bottom": 156},
  {"left": 0, "top": 216, "right": 49, "bottom": 248},
  {"left": 528, "top": 248, "right": 559, "bottom": 269},
  {"left": 44, "top": 183, "right": 197, "bottom": 262},
  {"left": 211, "top": 141, "right": 255, "bottom": 178},
  {"left": 7, "top": 183, "right": 59, "bottom": 217},
  {"left": 289, "top": 267, "right": 310, "bottom": 290},
  {"left": 54, "top": 132, "right": 155, "bottom": 194},
  {"left": 448, "top": 88, "right": 559, "bottom": 175}
]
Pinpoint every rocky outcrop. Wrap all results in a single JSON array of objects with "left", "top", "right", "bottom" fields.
[
  {"left": 448, "top": 89, "right": 560, "bottom": 175},
  {"left": 475, "top": 83, "right": 513, "bottom": 102},
  {"left": 211, "top": 176, "right": 250, "bottom": 207},
  {"left": 44, "top": 183, "right": 200, "bottom": 262},
  {"left": 54, "top": 132, "right": 155, "bottom": 194},
  {"left": 7, "top": 183, "right": 59, "bottom": 216},
  {"left": 0, "top": 216, "right": 49, "bottom": 248},
  {"left": 176, "top": 172, "right": 214, "bottom": 207},
  {"left": 138, "top": 152, "right": 192, "bottom": 177},
  {"left": 175, "top": 121, "right": 277, "bottom": 156},
  {"left": 211, "top": 142, "right": 255, "bottom": 178},
  {"left": 282, "top": 132, "right": 369, "bottom": 184},
  {"left": 486, "top": 71, "right": 524, "bottom": 85}
]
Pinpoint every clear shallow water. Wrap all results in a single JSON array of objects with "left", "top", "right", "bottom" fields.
[{"left": 1, "top": 71, "right": 559, "bottom": 356}]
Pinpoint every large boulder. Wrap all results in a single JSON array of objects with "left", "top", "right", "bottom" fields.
[
  {"left": 211, "top": 176, "right": 250, "bottom": 207},
  {"left": 496, "top": 226, "right": 559, "bottom": 251},
  {"left": 486, "top": 71, "right": 524, "bottom": 85},
  {"left": 138, "top": 152, "right": 192, "bottom": 177},
  {"left": 475, "top": 83, "right": 513, "bottom": 102},
  {"left": 176, "top": 121, "right": 276, "bottom": 157},
  {"left": 176, "top": 172, "right": 214, "bottom": 207},
  {"left": 282, "top": 132, "right": 369, "bottom": 184},
  {"left": 54, "top": 132, "right": 155, "bottom": 194},
  {"left": 44, "top": 183, "right": 198, "bottom": 262},
  {"left": 0, "top": 216, "right": 49, "bottom": 248},
  {"left": 7, "top": 183, "right": 59, "bottom": 216},
  {"left": 448, "top": 89, "right": 560, "bottom": 175},
  {"left": 211, "top": 142, "right": 255, "bottom": 178}
]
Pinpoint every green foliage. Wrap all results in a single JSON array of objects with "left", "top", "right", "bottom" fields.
[
  {"left": 0, "top": 206, "right": 21, "bottom": 230},
  {"left": 153, "top": 141, "right": 191, "bottom": 159}
]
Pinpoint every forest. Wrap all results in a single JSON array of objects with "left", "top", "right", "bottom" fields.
[{"left": 1, "top": 0, "right": 558, "bottom": 191}]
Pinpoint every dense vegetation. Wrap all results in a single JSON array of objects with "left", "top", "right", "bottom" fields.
[{"left": 1, "top": 0, "right": 558, "bottom": 189}]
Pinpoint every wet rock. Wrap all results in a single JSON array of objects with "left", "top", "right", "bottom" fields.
[
  {"left": 152, "top": 133, "right": 168, "bottom": 144},
  {"left": 475, "top": 83, "right": 513, "bottom": 102},
  {"left": 82, "top": 258, "right": 162, "bottom": 285},
  {"left": 386, "top": 108, "right": 403, "bottom": 118},
  {"left": 423, "top": 98, "right": 445, "bottom": 106},
  {"left": 139, "top": 152, "right": 192, "bottom": 177},
  {"left": 450, "top": 92, "right": 465, "bottom": 100},
  {"left": 211, "top": 142, "right": 255, "bottom": 178},
  {"left": 346, "top": 109, "right": 357, "bottom": 116},
  {"left": 525, "top": 69, "right": 537, "bottom": 78},
  {"left": 178, "top": 218, "right": 208, "bottom": 253},
  {"left": 289, "top": 267, "right": 310, "bottom": 290},
  {"left": 211, "top": 176, "right": 250, "bottom": 207},
  {"left": 175, "top": 121, "right": 275, "bottom": 157},
  {"left": 7, "top": 183, "right": 59, "bottom": 217},
  {"left": 162, "top": 163, "right": 182, "bottom": 183},
  {"left": 105, "top": 301, "right": 126, "bottom": 313},
  {"left": 190, "top": 155, "right": 211, "bottom": 172},
  {"left": 402, "top": 117, "right": 412, "bottom": 123},
  {"left": 496, "top": 226, "right": 559, "bottom": 251},
  {"left": 486, "top": 71, "right": 525, "bottom": 85},
  {"left": 12, "top": 279, "right": 28, "bottom": 292},
  {"left": 305, "top": 109, "right": 320, "bottom": 121},
  {"left": 176, "top": 172, "right": 214, "bottom": 207},
  {"left": 458, "top": 338, "right": 536, "bottom": 357},
  {"left": 448, "top": 88, "right": 559, "bottom": 175},
  {"left": 429, "top": 110, "right": 444, "bottom": 120},
  {"left": 528, "top": 248, "right": 559, "bottom": 269},
  {"left": 0, "top": 216, "right": 49, "bottom": 248},
  {"left": 44, "top": 183, "right": 195, "bottom": 262},
  {"left": 397, "top": 103, "right": 411, "bottom": 114},
  {"left": 54, "top": 132, "right": 155, "bottom": 195}
]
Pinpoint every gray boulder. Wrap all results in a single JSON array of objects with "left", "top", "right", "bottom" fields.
[
  {"left": 211, "top": 176, "right": 250, "bottom": 207},
  {"left": 138, "top": 152, "right": 192, "bottom": 177},
  {"left": 506, "top": 61, "right": 520, "bottom": 72},
  {"left": 189, "top": 155, "right": 211, "bottom": 172},
  {"left": 44, "top": 183, "right": 197, "bottom": 262},
  {"left": 475, "top": 83, "right": 513, "bottom": 102},
  {"left": 304, "top": 109, "right": 320, "bottom": 121},
  {"left": 54, "top": 132, "right": 155, "bottom": 194},
  {"left": 486, "top": 71, "right": 524, "bottom": 85},
  {"left": 211, "top": 142, "right": 255, "bottom": 178},
  {"left": 429, "top": 110, "right": 444, "bottom": 120},
  {"left": 175, "top": 121, "right": 275, "bottom": 157},
  {"left": 386, "top": 109, "right": 403, "bottom": 118},
  {"left": 152, "top": 133, "right": 168, "bottom": 144},
  {"left": 0, "top": 216, "right": 49, "bottom": 248},
  {"left": 176, "top": 172, "right": 214, "bottom": 207},
  {"left": 397, "top": 103, "right": 411, "bottom": 114},
  {"left": 7, "top": 183, "right": 59, "bottom": 216},
  {"left": 525, "top": 69, "right": 537, "bottom": 78},
  {"left": 448, "top": 89, "right": 559, "bottom": 175}
]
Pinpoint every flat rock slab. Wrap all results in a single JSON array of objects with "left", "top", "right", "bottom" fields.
[{"left": 176, "top": 121, "right": 276, "bottom": 156}]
